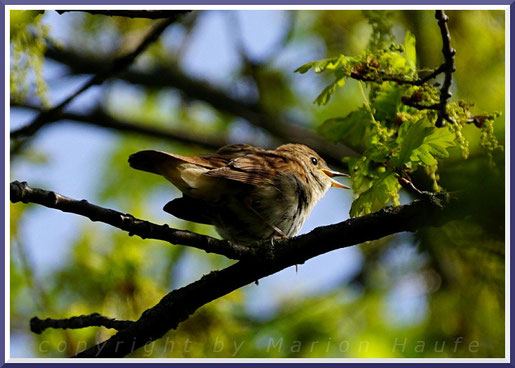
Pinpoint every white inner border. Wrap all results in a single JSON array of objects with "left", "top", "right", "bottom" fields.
[{"left": 4, "top": 3, "right": 511, "bottom": 364}]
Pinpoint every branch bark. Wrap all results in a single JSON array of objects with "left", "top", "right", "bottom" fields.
[
  {"left": 10, "top": 181, "right": 254, "bottom": 260},
  {"left": 434, "top": 10, "right": 456, "bottom": 127},
  {"left": 30, "top": 313, "right": 134, "bottom": 334},
  {"left": 73, "top": 191, "right": 454, "bottom": 358},
  {"left": 11, "top": 180, "right": 456, "bottom": 357},
  {"left": 349, "top": 65, "right": 444, "bottom": 86}
]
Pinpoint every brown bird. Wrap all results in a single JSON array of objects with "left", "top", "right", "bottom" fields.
[{"left": 129, "top": 143, "right": 350, "bottom": 245}]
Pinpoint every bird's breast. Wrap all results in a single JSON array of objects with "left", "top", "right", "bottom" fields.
[
  {"left": 254, "top": 174, "right": 315, "bottom": 237},
  {"left": 210, "top": 173, "right": 318, "bottom": 244}
]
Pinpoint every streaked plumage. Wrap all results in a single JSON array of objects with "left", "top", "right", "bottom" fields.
[{"left": 129, "top": 143, "right": 349, "bottom": 245}]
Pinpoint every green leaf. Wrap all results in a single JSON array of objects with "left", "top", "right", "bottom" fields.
[
  {"left": 318, "top": 107, "right": 372, "bottom": 145},
  {"left": 294, "top": 55, "right": 345, "bottom": 74},
  {"left": 393, "top": 119, "right": 432, "bottom": 167},
  {"left": 294, "top": 61, "right": 316, "bottom": 74},
  {"left": 421, "top": 125, "right": 456, "bottom": 158},
  {"left": 387, "top": 51, "right": 408, "bottom": 71},
  {"left": 371, "top": 83, "right": 403, "bottom": 123},
  {"left": 393, "top": 119, "right": 455, "bottom": 169},
  {"left": 350, "top": 171, "right": 399, "bottom": 217},
  {"left": 404, "top": 31, "right": 417, "bottom": 67},
  {"left": 313, "top": 77, "right": 346, "bottom": 105},
  {"left": 314, "top": 81, "right": 337, "bottom": 105}
]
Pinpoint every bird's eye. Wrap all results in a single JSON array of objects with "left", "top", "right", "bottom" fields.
[{"left": 310, "top": 157, "right": 318, "bottom": 165}]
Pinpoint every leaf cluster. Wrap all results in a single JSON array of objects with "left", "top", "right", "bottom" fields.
[
  {"left": 295, "top": 12, "right": 502, "bottom": 217},
  {"left": 10, "top": 10, "right": 51, "bottom": 107}
]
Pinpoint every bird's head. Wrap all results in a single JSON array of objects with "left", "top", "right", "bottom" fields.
[{"left": 276, "top": 144, "right": 350, "bottom": 201}]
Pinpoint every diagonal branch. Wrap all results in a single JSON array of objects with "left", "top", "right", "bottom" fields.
[
  {"left": 12, "top": 103, "right": 231, "bottom": 151},
  {"left": 13, "top": 180, "right": 457, "bottom": 357},
  {"left": 10, "top": 13, "right": 189, "bottom": 140},
  {"left": 10, "top": 181, "right": 254, "bottom": 260},
  {"left": 71, "top": 191, "right": 455, "bottom": 358},
  {"left": 30, "top": 313, "right": 134, "bottom": 334}
]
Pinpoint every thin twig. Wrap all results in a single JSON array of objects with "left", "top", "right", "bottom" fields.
[
  {"left": 30, "top": 313, "right": 134, "bottom": 334},
  {"left": 350, "top": 10, "right": 456, "bottom": 128},
  {"left": 56, "top": 10, "right": 190, "bottom": 19},
  {"left": 434, "top": 10, "right": 456, "bottom": 127},
  {"left": 350, "top": 68, "right": 443, "bottom": 86},
  {"left": 10, "top": 181, "right": 254, "bottom": 260},
  {"left": 401, "top": 99, "right": 440, "bottom": 111}
]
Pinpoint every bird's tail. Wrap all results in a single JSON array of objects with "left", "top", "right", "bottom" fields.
[{"left": 128, "top": 150, "right": 179, "bottom": 176}]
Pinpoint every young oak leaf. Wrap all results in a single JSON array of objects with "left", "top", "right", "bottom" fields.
[
  {"left": 318, "top": 107, "right": 372, "bottom": 146},
  {"left": 404, "top": 31, "right": 417, "bottom": 70},
  {"left": 314, "top": 78, "right": 344, "bottom": 105},
  {"left": 294, "top": 55, "right": 346, "bottom": 74},
  {"left": 350, "top": 170, "right": 399, "bottom": 217},
  {"left": 371, "top": 83, "right": 403, "bottom": 123},
  {"left": 393, "top": 119, "right": 455, "bottom": 169}
]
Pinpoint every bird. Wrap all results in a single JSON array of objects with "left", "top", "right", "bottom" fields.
[{"left": 128, "top": 143, "right": 350, "bottom": 245}]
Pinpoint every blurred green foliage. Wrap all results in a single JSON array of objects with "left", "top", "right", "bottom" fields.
[
  {"left": 10, "top": 9, "right": 504, "bottom": 358},
  {"left": 10, "top": 10, "right": 50, "bottom": 107}
]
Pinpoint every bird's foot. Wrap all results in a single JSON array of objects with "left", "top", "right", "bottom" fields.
[
  {"left": 273, "top": 227, "right": 288, "bottom": 239},
  {"left": 270, "top": 231, "right": 288, "bottom": 247}
]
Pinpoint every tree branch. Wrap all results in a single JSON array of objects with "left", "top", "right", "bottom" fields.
[
  {"left": 30, "top": 313, "right": 134, "bottom": 334},
  {"left": 56, "top": 10, "right": 189, "bottom": 19},
  {"left": 401, "top": 98, "right": 440, "bottom": 111},
  {"left": 350, "top": 66, "right": 445, "bottom": 86},
  {"left": 349, "top": 10, "right": 456, "bottom": 128},
  {"left": 12, "top": 103, "right": 230, "bottom": 151},
  {"left": 434, "top": 10, "right": 456, "bottom": 127},
  {"left": 10, "top": 181, "right": 254, "bottom": 260},
  {"left": 13, "top": 179, "right": 456, "bottom": 357},
  {"left": 10, "top": 13, "right": 188, "bottom": 140},
  {"left": 71, "top": 191, "right": 454, "bottom": 358}
]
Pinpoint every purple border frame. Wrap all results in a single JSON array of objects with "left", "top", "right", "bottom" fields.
[
  {"left": 0, "top": 0, "right": 513, "bottom": 4},
  {"left": 1, "top": 1, "right": 513, "bottom": 367}
]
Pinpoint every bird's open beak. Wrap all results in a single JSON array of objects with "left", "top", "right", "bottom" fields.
[{"left": 320, "top": 169, "right": 351, "bottom": 189}]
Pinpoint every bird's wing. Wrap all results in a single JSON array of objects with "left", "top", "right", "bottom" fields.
[
  {"left": 204, "top": 151, "right": 299, "bottom": 187},
  {"left": 129, "top": 144, "right": 263, "bottom": 174},
  {"left": 129, "top": 145, "right": 271, "bottom": 200},
  {"left": 204, "top": 144, "right": 264, "bottom": 166}
]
